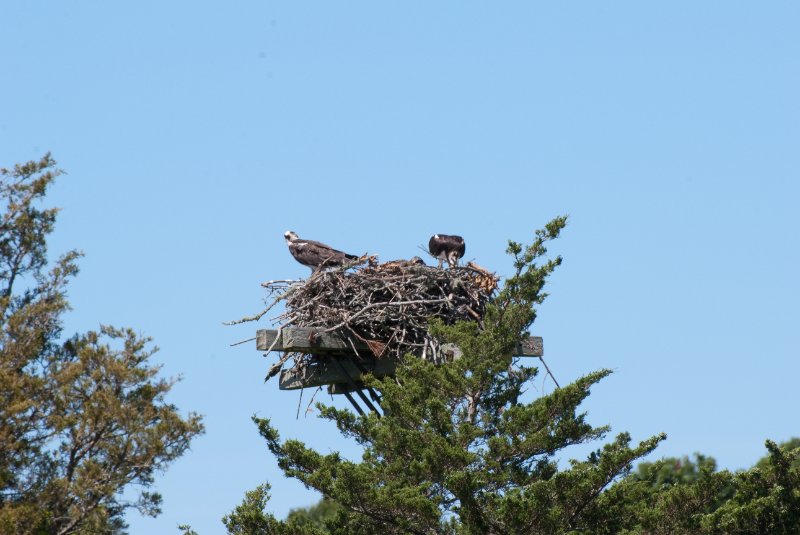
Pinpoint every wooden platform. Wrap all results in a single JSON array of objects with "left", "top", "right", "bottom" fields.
[
  {"left": 256, "top": 328, "right": 544, "bottom": 391},
  {"left": 278, "top": 356, "right": 399, "bottom": 391}
]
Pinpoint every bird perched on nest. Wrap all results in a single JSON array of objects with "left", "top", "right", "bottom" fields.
[
  {"left": 428, "top": 234, "right": 465, "bottom": 268},
  {"left": 284, "top": 231, "right": 358, "bottom": 272}
]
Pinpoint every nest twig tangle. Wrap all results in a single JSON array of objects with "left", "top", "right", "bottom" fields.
[{"left": 251, "top": 257, "right": 499, "bottom": 383}]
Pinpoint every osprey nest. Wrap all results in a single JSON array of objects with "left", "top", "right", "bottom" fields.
[{"left": 256, "top": 257, "right": 499, "bottom": 380}]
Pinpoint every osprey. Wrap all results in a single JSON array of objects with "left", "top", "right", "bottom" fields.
[
  {"left": 284, "top": 231, "right": 358, "bottom": 272},
  {"left": 428, "top": 234, "right": 465, "bottom": 268}
]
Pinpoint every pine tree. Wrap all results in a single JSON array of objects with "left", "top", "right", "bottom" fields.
[
  {"left": 223, "top": 218, "right": 800, "bottom": 534},
  {"left": 238, "top": 217, "right": 665, "bottom": 534},
  {"left": 0, "top": 155, "right": 204, "bottom": 534},
  {"left": 596, "top": 439, "right": 800, "bottom": 534}
]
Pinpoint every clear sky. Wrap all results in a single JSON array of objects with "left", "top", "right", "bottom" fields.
[{"left": 2, "top": 2, "right": 799, "bottom": 533}]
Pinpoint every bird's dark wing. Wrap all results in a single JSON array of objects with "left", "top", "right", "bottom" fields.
[
  {"left": 306, "top": 240, "right": 358, "bottom": 260},
  {"left": 294, "top": 239, "right": 355, "bottom": 267},
  {"left": 453, "top": 236, "right": 465, "bottom": 257},
  {"left": 429, "top": 236, "right": 446, "bottom": 257},
  {"left": 288, "top": 242, "right": 323, "bottom": 268}
]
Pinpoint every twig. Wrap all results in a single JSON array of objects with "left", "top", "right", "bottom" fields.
[
  {"left": 538, "top": 356, "right": 560, "bottom": 389},
  {"left": 260, "top": 279, "right": 302, "bottom": 288},
  {"left": 321, "top": 298, "right": 449, "bottom": 334},
  {"left": 296, "top": 387, "right": 303, "bottom": 419},
  {"left": 230, "top": 336, "right": 257, "bottom": 347},
  {"left": 265, "top": 352, "right": 294, "bottom": 381},
  {"left": 225, "top": 283, "right": 301, "bottom": 325},
  {"left": 223, "top": 301, "right": 280, "bottom": 325},
  {"left": 305, "top": 386, "right": 322, "bottom": 417},
  {"left": 265, "top": 326, "right": 285, "bottom": 353}
]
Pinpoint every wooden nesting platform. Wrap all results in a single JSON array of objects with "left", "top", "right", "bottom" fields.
[{"left": 257, "top": 328, "right": 544, "bottom": 392}]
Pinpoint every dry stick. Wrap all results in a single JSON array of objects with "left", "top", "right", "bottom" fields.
[
  {"left": 227, "top": 281, "right": 303, "bottom": 326},
  {"left": 296, "top": 387, "right": 304, "bottom": 419},
  {"left": 320, "top": 298, "right": 449, "bottom": 334},
  {"left": 230, "top": 336, "right": 256, "bottom": 347},
  {"left": 305, "top": 386, "right": 322, "bottom": 417},
  {"left": 344, "top": 334, "right": 363, "bottom": 360},
  {"left": 538, "top": 356, "right": 560, "bottom": 389},
  {"left": 224, "top": 301, "right": 281, "bottom": 325},
  {"left": 264, "top": 326, "right": 285, "bottom": 353},
  {"left": 262, "top": 326, "right": 296, "bottom": 381},
  {"left": 266, "top": 352, "right": 295, "bottom": 381},
  {"left": 260, "top": 278, "right": 303, "bottom": 288}
]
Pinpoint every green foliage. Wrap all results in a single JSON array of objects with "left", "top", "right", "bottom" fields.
[
  {"left": 222, "top": 484, "right": 287, "bottom": 534},
  {"left": 755, "top": 438, "right": 800, "bottom": 470},
  {"left": 699, "top": 440, "right": 800, "bottom": 534},
  {"left": 286, "top": 498, "right": 343, "bottom": 529},
  {"left": 0, "top": 155, "right": 204, "bottom": 534},
  {"left": 219, "top": 484, "right": 330, "bottom": 535},
  {"left": 592, "top": 453, "right": 734, "bottom": 534},
  {"left": 591, "top": 440, "right": 800, "bottom": 534},
  {"left": 634, "top": 453, "right": 720, "bottom": 487}
]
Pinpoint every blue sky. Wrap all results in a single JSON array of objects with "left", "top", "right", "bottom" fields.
[{"left": 2, "top": 2, "right": 799, "bottom": 533}]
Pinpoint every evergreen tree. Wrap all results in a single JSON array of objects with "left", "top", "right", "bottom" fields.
[
  {"left": 285, "top": 498, "right": 343, "bottom": 530},
  {"left": 235, "top": 217, "right": 665, "bottom": 534},
  {"left": 282, "top": 440, "right": 800, "bottom": 535},
  {"left": 755, "top": 438, "right": 800, "bottom": 470},
  {"left": 0, "top": 155, "right": 204, "bottom": 534},
  {"left": 223, "top": 219, "right": 800, "bottom": 534},
  {"left": 597, "top": 439, "right": 800, "bottom": 534},
  {"left": 700, "top": 440, "right": 800, "bottom": 534},
  {"left": 217, "top": 484, "right": 329, "bottom": 535}
]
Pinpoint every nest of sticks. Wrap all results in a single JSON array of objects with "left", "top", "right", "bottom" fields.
[{"left": 255, "top": 257, "right": 499, "bottom": 381}]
